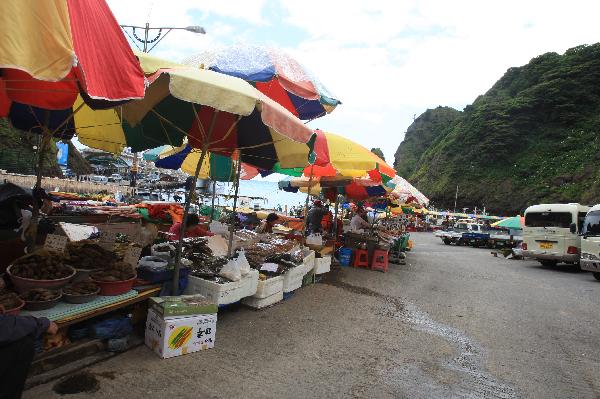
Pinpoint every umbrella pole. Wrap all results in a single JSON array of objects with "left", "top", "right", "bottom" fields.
[
  {"left": 302, "top": 165, "right": 315, "bottom": 237},
  {"left": 227, "top": 158, "right": 242, "bottom": 257},
  {"left": 27, "top": 123, "right": 52, "bottom": 251},
  {"left": 332, "top": 193, "right": 340, "bottom": 252},
  {"left": 171, "top": 111, "right": 218, "bottom": 295},
  {"left": 210, "top": 179, "right": 217, "bottom": 222}
]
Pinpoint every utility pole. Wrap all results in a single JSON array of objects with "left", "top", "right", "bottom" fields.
[
  {"left": 453, "top": 185, "right": 458, "bottom": 213},
  {"left": 119, "top": 23, "right": 206, "bottom": 187}
]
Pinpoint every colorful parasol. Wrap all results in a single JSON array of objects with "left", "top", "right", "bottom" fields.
[
  {"left": 491, "top": 216, "right": 524, "bottom": 230},
  {"left": 183, "top": 44, "right": 340, "bottom": 120},
  {"left": 75, "top": 52, "right": 315, "bottom": 171},
  {"left": 389, "top": 176, "right": 429, "bottom": 207},
  {"left": 0, "top": 0, "right": 146, "bottom": 137},
  {"left": 152, "top": 143, "right": 259, "bottom": 182}
]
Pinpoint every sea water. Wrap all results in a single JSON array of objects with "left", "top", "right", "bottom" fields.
[{"left": 159, "top": 179, "right": 308, "bottom": 211}]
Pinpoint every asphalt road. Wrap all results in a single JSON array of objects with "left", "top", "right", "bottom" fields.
[{"left": 25, "top": 232, "right": 600, "bottom": 398}]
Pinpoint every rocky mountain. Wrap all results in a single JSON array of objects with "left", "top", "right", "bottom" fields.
[
  {"left": 0, "top": 119, "right": 92, "bottom": 177},
  {"left": 394, "top": 43, "right": 600, "bottom": 214}
]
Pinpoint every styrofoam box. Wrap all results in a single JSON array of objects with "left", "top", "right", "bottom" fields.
[
  {"left": 145, "top": 308, "right": 217, "bottom": 359},
  {"left": 283, "top": 258, "right": 313, "bottom": 293},
  {"left": 184, "top": 269, "right": 259, "bottom": 305},
  {"left": 302, "top": 250, "right": 316, "bottom": 267},
  {"left": 253, "top": 275, "right": 284, "bottom": 299},
  {"left": 242, "top": 290, "right": 283, "bottom": 309},
  {"left": 314, "top": 256, "right": 332, "bottom": 275}
]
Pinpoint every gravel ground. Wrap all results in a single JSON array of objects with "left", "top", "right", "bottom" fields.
[{"left": 24, "top": 232, "right": 600, "bottom": 398}]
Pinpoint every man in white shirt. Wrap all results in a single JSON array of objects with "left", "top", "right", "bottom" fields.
[{"left": 350, "top": 208, "right": 371, "bottom": 233}]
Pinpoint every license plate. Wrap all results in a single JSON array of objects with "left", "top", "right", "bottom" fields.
[{"left": 540, "top": 242, "right": 553, "bottom": 249}]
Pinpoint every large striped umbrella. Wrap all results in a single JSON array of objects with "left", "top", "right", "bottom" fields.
[
  {"left": 0, "top": 0, "right": 145, "bottom": 137},
  {"left": 152, "top": 143, "right": 259, "bottom": 182},
  {"left": 183, "top": 44, "right": 340, "bottom": 121},
  {"left": 75, "top": 52, "right": 315, "bottom": 171}
]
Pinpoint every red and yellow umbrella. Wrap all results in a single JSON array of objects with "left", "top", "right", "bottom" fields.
[{"left": 0, "top": 0, "right": 145, "bottom": 136}]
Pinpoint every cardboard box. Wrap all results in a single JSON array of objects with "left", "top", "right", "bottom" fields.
[
  {"left": 149, "top": 294, "right": 217, "bottom": 318},
  {"left": 145, "top": 308, "right": 217, "bottom": 359}
]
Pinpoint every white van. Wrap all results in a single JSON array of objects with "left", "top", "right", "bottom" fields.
[
  {"left": 522, "top": 203, "right": 590, "bottom": 267},
  {"left": 580, "top": 204, "right": 600, "bottom": 281}
]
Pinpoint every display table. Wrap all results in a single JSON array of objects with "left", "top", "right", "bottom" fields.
[{"left": 21, "top": 287, "right": 160, "bottom": 327}]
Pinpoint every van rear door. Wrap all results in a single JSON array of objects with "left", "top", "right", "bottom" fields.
[{"left": 524, "top": 211, "right": 572, "bottom": 254}]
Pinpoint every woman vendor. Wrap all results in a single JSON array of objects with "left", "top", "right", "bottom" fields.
[
  {"left": 255, "top": 213, "right": 279, "bottom": 234},
  {"left": 350, "top": 207, "right": 371, "bottom": 233},
  {"left": 168, "top": 214, "right": 214, "bottom": 241}
]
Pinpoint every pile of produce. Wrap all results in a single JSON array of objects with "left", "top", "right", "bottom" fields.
[
  {"left": 64, "top": 240, "right": 117, "bottom": 270},
  {"left": 181, "top": 237, "right": 230, "bottom": 278},
  {"left": 264, "top": 253, "right": 301, "bottom": 273},
  {"left": 181, "top": 238, "right": 212, "bottom": 264},
  {"left": 114, "top": 242, "right": 140, "bottom": 260},
  {"left": 63, "top": 282, "right": 99, "bottom": 296},
  {"left": 91, "top": 261, "right": 136, "bottom": 282},
  {"left": 0, "top": 291, "right": 23, "bottom": 311},
  {"left": 20, "top": 288, "right": 61, "bottom": 302},
  {"left": 268, "top": 237, "right": 298, "bottom": 253},
  {"left": 10, "top": 250, "right": 73, "bottom": 280},
  {"left": 243, "top": 242, "right": 277, "bottom": 269},
  {"left": 189, "top": 256, "right": 229, "bottom": 279}
]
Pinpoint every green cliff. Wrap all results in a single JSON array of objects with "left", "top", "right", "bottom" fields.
[{"left": 394, "top": 43, "right": 600, "bottom": 214}]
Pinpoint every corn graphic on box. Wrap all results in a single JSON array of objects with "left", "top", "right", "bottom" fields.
[{"left": 145, "top": 308, "right": 217, "bottom": 359}]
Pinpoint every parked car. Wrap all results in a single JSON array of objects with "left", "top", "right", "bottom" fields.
[
  {"left": 90, "top": 175, "right": 108, "bottom": 184},
  {"left": 109, "top": 173, "right": 123, "bottom": 183}
]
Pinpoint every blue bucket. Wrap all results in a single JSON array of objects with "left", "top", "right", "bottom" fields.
[{"left": 338, "top": 247, "right": 353, "bottom": 267}]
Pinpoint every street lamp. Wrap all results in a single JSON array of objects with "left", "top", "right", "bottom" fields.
[
  {"left": 120, "top": 23, "right": 206, "bottom": 53},
  {"left": 119, "top": 23, "right": 206, "bottom": 187}
]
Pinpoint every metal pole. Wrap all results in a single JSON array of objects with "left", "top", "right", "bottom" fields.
[
  {"left": 453, "top": 184, "right": 458, "bottom": 214},
  {"left": 302, "top": 165, "right": 315, "bottom": 236},
  {"left": 27, "top": 115, "right": 52, "bottom": 251},
  {"left": 227, "top": 158, "right": 242, "bottom": 257},
  {"left": 171, "top": 111, "right": 218, "bottom": 295},
  {"left": 210, "top": 180, "right": 217, "bottom": 222},
  {"left": 332, "top": 193, "right": 341, "bottom": 254}
]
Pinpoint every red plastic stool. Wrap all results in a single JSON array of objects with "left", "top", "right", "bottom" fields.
[
  {"left": 352, "top": 249, "right": 370, "bottom": 268},
  {"left": 371, "top": 249, "right": 389, "bottom": 272}
]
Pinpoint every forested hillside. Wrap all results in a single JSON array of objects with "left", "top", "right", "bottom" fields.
[{"left": 394, "top": 43, "right": 600, "bottom": 214}]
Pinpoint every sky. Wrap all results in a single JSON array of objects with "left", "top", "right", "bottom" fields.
[{"left": 106, "top": 0, "right": 600, "bottom": 165}]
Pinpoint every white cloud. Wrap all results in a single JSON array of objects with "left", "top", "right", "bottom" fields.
[{"left": 106, "top": 0, "right": 600, "bottom": 164}]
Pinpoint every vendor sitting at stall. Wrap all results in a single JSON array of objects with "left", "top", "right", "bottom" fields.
[
  {"left": 350, "top": 207, "right": 371, "bottom": 233},
  {"left": 168, "top": 214, "right": 214, "bottom": 241},
  {"left": 255, "top": 212, "right": 279, "bottom": 234}
]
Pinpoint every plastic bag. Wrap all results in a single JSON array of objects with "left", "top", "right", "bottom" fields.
[
  {"left": 151, "top": 243, "right": 176, "bottom": 263},
  {"left": 219, "top": 258, "right": 241, "bottom": 282},
  {"left": 236, "top": 249, "right": 251, "bottom": 276},
  {"left": 138, "top": 256, "right": 168, "bottom": 271},
  {"left": 306, "top": 233, "right": 323, "bottom": 246},
  {"left": 89, "top": 316, "right": 132, "bottom": 339}
]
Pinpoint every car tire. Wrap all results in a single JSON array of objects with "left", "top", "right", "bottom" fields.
[
  {"left": 443, "top": 239, "right": 451, "bottom": 245},
  {"left": 593, "top": 272, "right": 600, "bottom": 281},
  {"left": 539, "top": 259, "right": 557, "bottom": 267}
]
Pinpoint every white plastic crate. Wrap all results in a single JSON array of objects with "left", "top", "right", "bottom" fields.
[
  {"left": 314, "top": 256, "right": 332, "bottom": 275},
  {"left": 282, "top": 260, "right": 313, "bottom": 293},
  {"left": 242, "top": 290, "right": 283, "bottom": 309},
  {"left": 253, "top": 275, "right": 284, "bottom": 299},
  {"left": 184, "top": 269, "right": 259, "bottom": 305}
]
